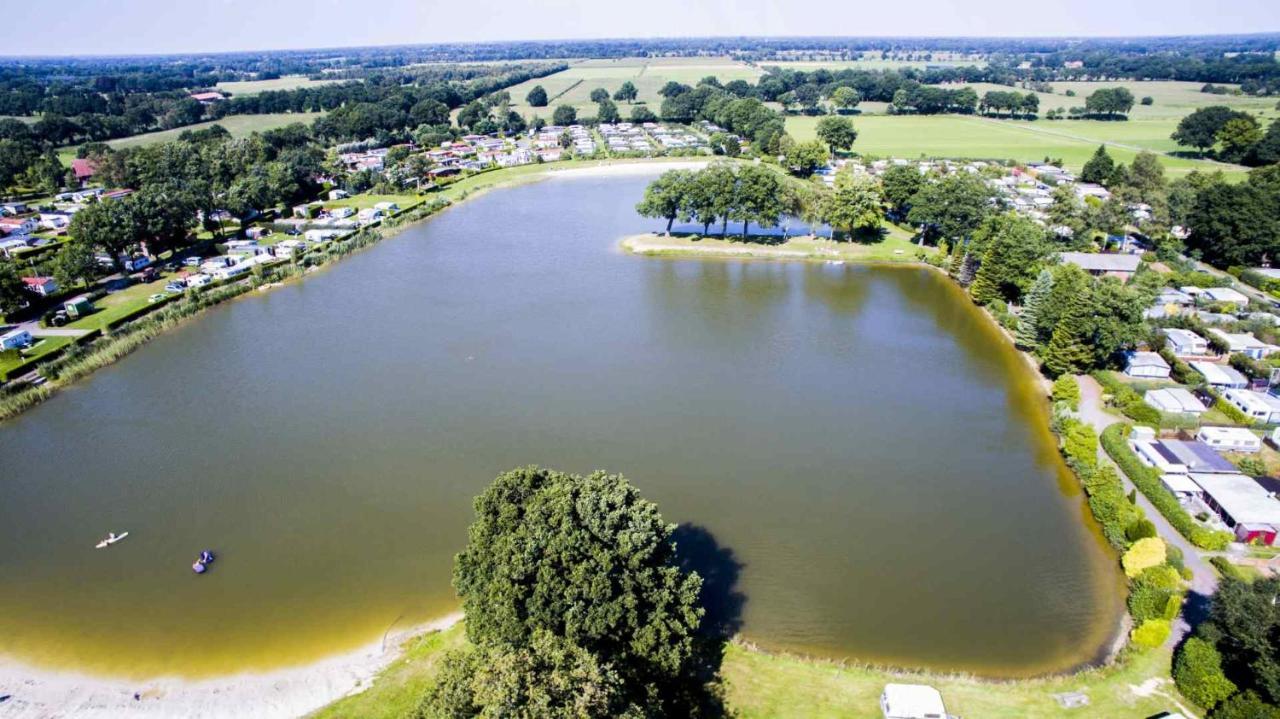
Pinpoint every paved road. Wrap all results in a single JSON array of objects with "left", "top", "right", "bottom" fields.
[{"left": 1077, "top": 375, "right": 1218, "bottom": 642}]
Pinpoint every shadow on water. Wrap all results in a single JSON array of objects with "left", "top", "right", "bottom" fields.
[{"left": 673, "top": 523, "right": 747, "bottom": 717}]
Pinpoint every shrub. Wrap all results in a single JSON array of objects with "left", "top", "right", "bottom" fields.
[
  {"left": 1234, "top": 455, "right": 1266, "bottom": 477},
  {"left": 1122, "top": 399, "right": 1162, "bottom": 426},
  {"left": 1173, "top": 637, "right": 1238, "bottom": 710},
  {"left": 1101, "top": 424, "right": 1234, "bottom": 550},
  {"left": 1123, "top": 536, "right": 1167, "bottom": 577},
  {"left": 1131, "top": 618, "right": 1172, "bottom": 649},
  {"left": 1210, "top": 691, "right": 1280, "bottom": 719},
  {"left": 1052, "top": 376, "right": 1080, "bottom": 410},
  {"left": 1209, "top": 556, "right": 1249, "bottom": 581},
  {"left": 1128, "top": 581, "right": 1177, "bottom": 621},
  {"left": 1081, "top": 464, "right": 1142, "bottom": 549},
  {"left": 1212, "top": 397, "right": 1253, "bottom": 425},
  {"left": 1061, "top": 419, "right": 1099, "bottom": 470},
  {"left": 1125, "top": 518, "right": 1158, "bottom": 542}
]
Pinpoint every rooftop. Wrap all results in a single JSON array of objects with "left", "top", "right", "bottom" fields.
[
  {"left": 1059, "top": 252, "right": 1141, "bottom": 272},
  {"left": 1191, "top": 473, "right": 1280, "bottom": 526}
]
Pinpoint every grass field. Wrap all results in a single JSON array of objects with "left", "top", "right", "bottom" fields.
[
  {"left": 785, "top": 114, "right": 1248, "bottom": 180},
  {"left": 496, "top": 57, "right": 764, "bottom": 121},
  {"left": 65, "top": 278, "right": 174, "bottom": 332},
  {"left": 0, "top": 335, "right": 75, "bottom": 377},
  {"left": 215, "top": 75, "right": 345, "bottom": 96},
  {"left": 57, "top": 112, "right": 326, "bottom": 166},
  {"left": 622, "top": 223, "right": 932, "bottom": 264},
  {"left": 312, "top": 623, "right": 1192, "bottom": 719}
]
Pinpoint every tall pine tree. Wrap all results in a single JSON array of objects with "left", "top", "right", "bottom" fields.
[
  {"left": 969, "top": 242, "right": 1001, "bottom": 304},
  {"left": 956, "top": 252, "right": 978, "bottom": 286},
  {"left": 1043, "top": 282, "right": 1095, "bottom": 377},
  {"left": 1016, "top": 269, "right": 1053, "bottom": 350}
]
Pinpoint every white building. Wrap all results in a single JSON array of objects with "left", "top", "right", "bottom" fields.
[
  {"left": 1191, "top": 473, "right": 1280, "bottom": 545},
  {"left": 1145, "top": 387, "right": 1207, "bottom": 415},
  {"left": 1125, "top": 351, "right": 1171, "bottom": 379},
  {"left": 1221, "top": 388, "right": 1280, "bottom": 424},
  {"left": 1196, "top": 426, "right": 1262, "bottom": 454},
  {"left": 1209, "top": 330, "right": 1279, "bottom": 360},
  {"left": 1201, "top": 287, "right": 1250, "bottom": 306},
  {"left": 881, "top": 684, "right": 947, "bottom": 719},
  {"left": 1164, "top": 328, "right": 1209, "bottom": 356},
  {"left": 1189, "top": 361, "right": 1249, "bottom": 389}
]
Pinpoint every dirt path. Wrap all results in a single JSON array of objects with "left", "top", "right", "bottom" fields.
[{"left": 1076, "top": 375, "right": 1218, "bottom": 643}]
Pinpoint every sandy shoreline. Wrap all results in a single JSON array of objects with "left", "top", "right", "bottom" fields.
[{"left": 0, "top": 612, "right": 462, "bottom": 719}]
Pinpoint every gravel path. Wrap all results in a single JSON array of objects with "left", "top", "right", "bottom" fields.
[{"left": 1076, "top": 375, "right": 1218, "bottom": 643}]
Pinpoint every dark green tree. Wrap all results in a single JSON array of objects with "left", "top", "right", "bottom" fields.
[
  {"left": 1081, "top": 145, "right": 1116, "bottom": 185},
  {"left": 906, "top": 173, "right": 994, "bottom": 246},
  {"left": 1016, "top": 269, "right": 1053, "bottom": 349},
  {"left": 637, "top": 170, "right": 695, "bottom": 235},
  {"left": 613, "top": 81, "right": 638, "bottom": 104},
  {"left": 589, "top": 88, "right": 610, "bottom": 104},
  {"left": 880, "top": 164, "right": 924, "bottom": 218},
  {"left": 451, "top": 466, "right": 706, "bottom": 713},
  {"left": 526, "top": 86, "right": 549, "bottom": 107},
  {"left": 551, "top": 105, "right": 577, "bottom": 126},
  {"left": 815, "top": 116, "right": 858, "bottom": 154},
  {"left": 1172, "top": 106, "right": 1246, "bottom": 156}
]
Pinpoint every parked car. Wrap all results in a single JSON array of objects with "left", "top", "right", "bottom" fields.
[
  {"left": 183, "top": 257, "right": 202, "bottom": 267},
  {"left": 148, "top": 293, "right": 166, "bottom": 302},
  {"left": 164, "top": 282, "right": 186, "bottom": 292}
]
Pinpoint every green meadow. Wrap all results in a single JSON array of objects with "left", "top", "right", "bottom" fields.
[
  {"left": 785, "top": 114, "right": 1249, "bottom": 180},
  {"left": 214, "top": 75, "right": 345, "bottom": 96},
  {"left": 57, "top": 112, "right": 326, "bottom": 165}
]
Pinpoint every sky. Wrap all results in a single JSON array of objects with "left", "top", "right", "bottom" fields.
[{"left": 6, "top": 0, "right": 1280, "bottom": 56}]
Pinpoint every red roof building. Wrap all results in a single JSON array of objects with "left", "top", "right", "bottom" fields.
[{"left": 71, "top": 158, "right": 98, "bottom": 184}]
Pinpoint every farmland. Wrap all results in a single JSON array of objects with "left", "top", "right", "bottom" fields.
[
  {"left": 214, "top": 75, "right": 345, "bottom": 96},
  {"left": 498, "top": 57, "right": 764, "bottom": 120},
  {"left": 786, "top": 113, "right": 1251, "bottom": 180}
]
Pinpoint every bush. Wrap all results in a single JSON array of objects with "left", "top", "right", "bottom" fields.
[
  {"left": 1125, "top": 518, "right": 1158, "bottom": 542},
  {"left": 1052, "top": 376, "right": 1080, "bottom": 411},
  {"left": 1082, "top": 464, "right": 1142, "bottom": 549},
  {"left": 1174, "top": 637, "right": 1238, "bottom": 709},
  {"left": 1210, "top": 691, "right": 1280, "bottom": 719},
  {"left": 1234, "top": 455, "right": 1266, "bottom": 477},
  {"left": 1212, "top": 397, "right": 1254, "bottom": 426},
  {"left": 1122, "top": 399, "right": 1162, "bottom": 426},
  {"left": 1101, "top": 424, "right": 1234, "bottom": 550},
  {"left": 1123, "top": 537, "right": 1167, "bottom": 577},
  {"left": 1131, "top": 618, "right": 1172, "bottom": 649},
  {"left": 1061, "top": 419, "right": 1099, "bottom": 471},
  {"left": 1209, "top": 555, "right": 1249, "bottom": 581}
]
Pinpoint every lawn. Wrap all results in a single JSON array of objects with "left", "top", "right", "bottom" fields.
[
  {"left": 785, "top": 114, "right": 1248, "bottom": 180},
  {"left": 215, "top": 75, "right": 346, "bottom": 96},
  {"left": 65, "top": 277, "right": 174, "bottom": 332},
  {"left": 496, "top": 57, "right": 764, "bottom": 122},
  {"left": 622, "top": 223, "right": 933, "bottom": 264},
  {"left": 0, "top": 335, "right": 75, "bottom": 377},
  {"left": 311, "top": 623, "right": 1191, "bottom": 719},
  {"left": 323, "top": 193, "right": 422, "bottom": 211}
]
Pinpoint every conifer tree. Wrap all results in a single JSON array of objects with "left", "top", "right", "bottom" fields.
[
  {"left": 969, "top": 242, "right": 1000, "bottom": 304},
  {"left": 956, "top": 252, "right": 978, "bottom": 286},
  {"left": 1016, "top": 269, "right": 1053, "bottom": 350},
  {"left": 1043, "top": 283, "right": 1095, "bottom": 376}
]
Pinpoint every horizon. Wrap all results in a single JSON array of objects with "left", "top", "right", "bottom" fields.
[
  {"left": 7, "top": 0, "right": 1280, "bottom": 57},
  {"left": 4, "top": 30, "right": 1280, "bottom": 61}
]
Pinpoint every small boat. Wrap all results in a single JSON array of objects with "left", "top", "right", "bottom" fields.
[
  {"left": 94, "top": 532, "right": 129, "bottom": 549},
  {"left": 192, "top": 561, "right": 206, "bottom": 574},
  {"left": 193, "top": 549, "right": 216, "bottom": 574}
]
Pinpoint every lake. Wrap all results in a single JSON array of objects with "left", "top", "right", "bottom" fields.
[{"left": 0, "top": 171, "right": 1124, "bottom": 679}]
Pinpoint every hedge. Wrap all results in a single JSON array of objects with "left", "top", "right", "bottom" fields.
[
  {"left": 1100, "top": 423, "right": 1234, "bottom": 550},
  {"left": 1131, "top": 618, "right": 1172, "bottom": 649}
]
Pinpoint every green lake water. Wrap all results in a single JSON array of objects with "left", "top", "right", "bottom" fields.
[{"left": 0, "top": 173, "right": 1124, "bottom": 679}]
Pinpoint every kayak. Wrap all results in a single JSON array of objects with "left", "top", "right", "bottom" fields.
[{"left": 94, "top": 531, "right": 129, "bottom": 549}]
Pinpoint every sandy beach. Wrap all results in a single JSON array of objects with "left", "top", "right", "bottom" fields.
[{"left": 0, "top": 613, "right": 462, "bottom": 719}]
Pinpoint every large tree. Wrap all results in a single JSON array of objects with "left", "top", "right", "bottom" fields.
[
  {"left": 823, "top": 170, "right": 883, "bottom": 239},
  {"left": 68, "top": 197, "right": 144, "bottom": 273},
  {"left": 1186, "top": 174, "right": 1280, "bottom": 267},
  {"left": 1172, "top": 106, "right": 1247, "bottom": 156},
  {"left": 636, "top": 170, "right": 695, "bottom": 235},
  {"left": 613, "top": 81, "right": 638, "bottom": 104},
  {"left": 967, "top": 213, "right": 1053, "bottom": 305},
  {"left": 449, "top": 466, "right": 707, "bottom": 714},
  {"left": 907, "top": 172, "right": 994, "bottom": 246},
  {"left": 1080, "top": 145, "right": 1116, "bottom": 185},
  {"left": 525, "top": 86, "right": 549, "bottom": 107},
  {"left": 815, "top": 116, "right": 858, "bottom": 155},
  {"left": 780, "top": 138, "right": 829, "bottom": 177},
  {"left": 551, "top": 105, "right": 577, "bottom": 126},
  {"left": 880, "top": 164, "right": 924, "bottom": 219},
  {"left": 829, "top": 86, "right": 860, "bottom": 113}
]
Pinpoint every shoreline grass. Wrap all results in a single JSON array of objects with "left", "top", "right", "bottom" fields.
[
  {"left": 620, "top": 227, "right": 934, "bottom": 264},
  {"left": 312, "top": 622, "right": 1192, "bottom": 719}
]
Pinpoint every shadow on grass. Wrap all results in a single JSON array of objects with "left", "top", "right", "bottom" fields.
[{"left": 673, "top": 522, "right": 747, "bottom": 718}]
